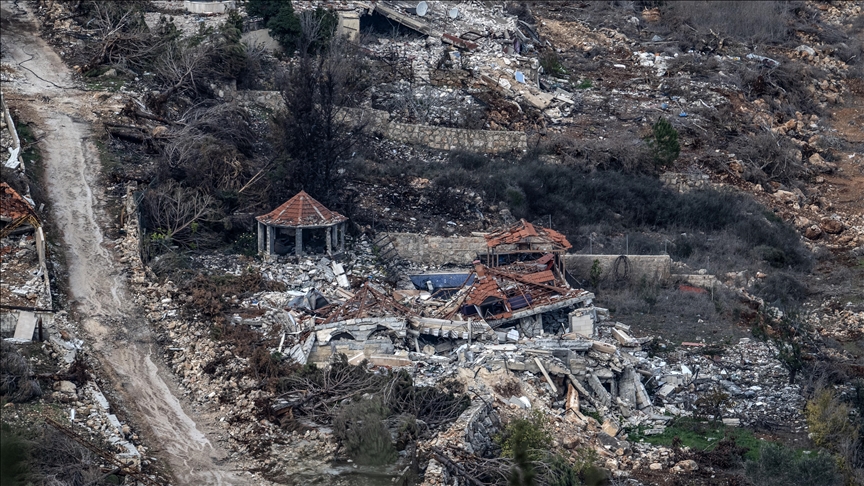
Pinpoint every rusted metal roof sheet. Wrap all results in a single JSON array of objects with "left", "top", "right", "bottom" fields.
[
  {"left": 484, "top": 219, "right": 571, "bottom": 250},
  {"left": 0, "top": 183, "right": 35, "bottom": 221},
  {"left": 256, "top": 190, "right": 347, "bottom": 227}
]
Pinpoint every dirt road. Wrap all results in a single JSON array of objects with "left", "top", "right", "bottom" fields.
[{"left": 1, "top": 3, "right": 245, "bottom": 484}]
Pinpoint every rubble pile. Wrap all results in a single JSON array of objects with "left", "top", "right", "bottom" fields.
[
  {"left": 108, "top": 195, "right": 817, "bottom": 482},
  {"left": 0, "top": 233, "right": 49, "bottom": 309}
]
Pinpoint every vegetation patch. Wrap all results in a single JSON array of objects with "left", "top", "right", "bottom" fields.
[{"left": 629, "top": 417, "right": 762, "bottom": 462}]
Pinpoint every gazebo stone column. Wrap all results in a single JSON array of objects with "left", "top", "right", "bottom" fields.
[
  {"left": 258, "top": 221, "right": 265, "bottom": 254},
  {"left": 333, "top": 225, "right": 339, "bottom": 253},
  {"left": 340, "top": 223, "right": 345, "bottom": 251},
  {"left": 326, "top": 226, "right": 332, "bottom": 254},
  {"left": 267, "top": 225, "right": 275, "bottom": 256},
  {"left": 295, "top": 228, "right": 303, "bottom": 257}
]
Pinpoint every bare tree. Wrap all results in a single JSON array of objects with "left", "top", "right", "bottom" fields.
[
  {"left": 150, "top": 41, "right": 217, "bottom": 112},
  {"left": 143, "top": 180, "right": 216, "bottom": 246},
  {"left": 29, "top": 426, "right": 112, "bottom": 486},
  {"left": 79, "top": 0, "right": 171, "bottom": 74},
  {"left": 161, "top": 103, "right": 264, "bottom": 199}
]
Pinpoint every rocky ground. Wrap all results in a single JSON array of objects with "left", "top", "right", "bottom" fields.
[{"left": 2, "top": 1, "right": 864, "bottom": 485}]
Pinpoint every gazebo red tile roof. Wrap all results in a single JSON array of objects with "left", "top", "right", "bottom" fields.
[{"left": 256, "top": 190, "right": 347, "bottom": 227}]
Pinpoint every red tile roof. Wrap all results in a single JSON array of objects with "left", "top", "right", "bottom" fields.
[
  {"left": 256, "top": 190, "right": 347, "bottom": 227},
  {"left": 519, "top": 270, "right": 555, "bottom": 285},
  {"left": 0, "top": 183, "right": 35, "bottom": 221},
  {"left": 484, "top": 219, "right": 571, "bottom": 250}
]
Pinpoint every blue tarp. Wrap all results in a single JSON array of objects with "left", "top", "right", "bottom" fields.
[{"left": 409, "top": 273, "right": 475, "bottom": 292}]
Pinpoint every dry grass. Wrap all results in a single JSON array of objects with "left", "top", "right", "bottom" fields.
[
  {"left": 666, "top": 1, "right": 791, "bottom": 44},
  {"left": 0, "top": 341, "right": 42, "bottom": 403}
]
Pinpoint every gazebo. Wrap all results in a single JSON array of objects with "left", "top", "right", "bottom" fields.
[{"left": 256, "top": 191, "right": 348, "bottom": 258}]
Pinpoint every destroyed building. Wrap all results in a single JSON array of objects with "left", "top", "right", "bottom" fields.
[{"left": 256, "top": 190, "right": 348, "bottom": 258}]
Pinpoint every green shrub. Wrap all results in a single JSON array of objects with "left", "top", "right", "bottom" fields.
[
  {"left": 545, "top": 453, "right": 579, "bottom": 486},
  {"left": 231, "top": 232, "right": 258, "bottom": 257},
  {"left": 332, "top": 398, "right": 397, "bottom": 466},
  {"left": 589, "top": 259, "right": 602, "bottom": 290},
  {"left": 646, "top": 117, "right": 680, "bottom": 168},
  {"left": 745, "top": 442, "right": 842, "bottom": 486},
  {"left": 805, "top": 389, "right": 857, "bottom": 449},
  {"left": 540, "top": 50, "right": 567, "bottom": 76},
  {"left": 497, "top": 409, "right": 552, "bottom": 461}
]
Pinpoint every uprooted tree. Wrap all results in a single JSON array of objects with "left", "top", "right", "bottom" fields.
[{"left": 142, "top": 179, "right": 217, "bottom": 248}]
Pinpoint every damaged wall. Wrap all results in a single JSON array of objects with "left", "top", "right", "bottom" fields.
[
  {"left": 384, "top": 118, "right": 526, "bottom": 154},
  {"left": 386, "top": 233, "right": 487, "bottom": 265},
  {"left": 236, "top": 91, "right": 527, "bottom": 154},
  {"left": 565, "top": 254, "right": 671, "bottom": 284}
]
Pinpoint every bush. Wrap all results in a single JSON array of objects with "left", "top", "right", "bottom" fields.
[
  {"left": 540, "top": 50, "right": 566, "bottom": 76},
  {"left": 0, "top": 423, "right": 28, "bottom": 486},
  {"left": 806, "top": 388, "right": 858, "bottom": 450},
  {"left": 754, "top": 272, "right": 810, "bottom": 307},
  {"left": 497, "top": 409, "right": 552, "bottom": 461},
  {"left": 665, "top": 1, "right": 791, "bottom": 45},
  {"left": 732, "top": 132, "right": 804, "bottom": 184},
  {"left": 745, "top": 442, "right": 842, "bottom": 486},
  {"left": 646, "top": 117, "right": 680, "bottom": 168},
  {"left": 0, "top": 341, "right": 42, "bottom": 403},
  {"left": 332, "top": 398, "right": 397, "bottom": 466}
]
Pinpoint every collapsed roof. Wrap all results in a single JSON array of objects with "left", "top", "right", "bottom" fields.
[
  {"left": 484, "top": 219, "right": 571, "bottom": 252},
  {"left": 451, "top": 261, "right": 591, "bottom": 325},
  {"left": 0, "top": 182, "right": 39, "bottom": 238},
  {"left": 0, "top": 182, "right": 35, "bottom": 222}
]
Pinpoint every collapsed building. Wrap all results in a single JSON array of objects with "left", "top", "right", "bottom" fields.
[
  {"left": 253, "top": 220, "right": 671, "bottom": 427},
  {"left": 0, "top": 182, "right": 53, "bottom": 342}
]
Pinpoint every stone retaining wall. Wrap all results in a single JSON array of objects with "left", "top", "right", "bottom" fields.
[
  {"left": 385, "top": 119, "right": 526, "bottom": 153},
  {"left": 565, "top": 254, "right": 671, "bottom": 284},
  {"left": 660, "top": 171, "right": 721, "bottom": 193},
  {"left": 385, "top": 232, "right": 487, "bottom": 266},
  {"left": 236, "top": 91, "right": 526, "bottom": 154}
]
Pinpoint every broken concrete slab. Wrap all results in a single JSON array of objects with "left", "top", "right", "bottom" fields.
[
  {"left": 601, "top": 418, "right": 620, "bottom": 437},
  {"left": 534, "top": 357, "right": 558, "bottom": 394},
  {"left": 369, "top": 355, "right": 412, "bottom": 368},
  {"left": 591, "top": 341, "right": 617, "bottom": 354},
  {"left": 13, "top": 311, "right": 36, "bottom": 340},
  {"left": 587, "top": 373, "right": 612, "bottom": 408},
  {"left": 520, "top": 90, "right": 555, "bottom": 109}
]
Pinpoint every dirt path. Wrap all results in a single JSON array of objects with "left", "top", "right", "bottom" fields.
[{"left": 1, "top": 3, "right": 245, "bottom": 484}]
